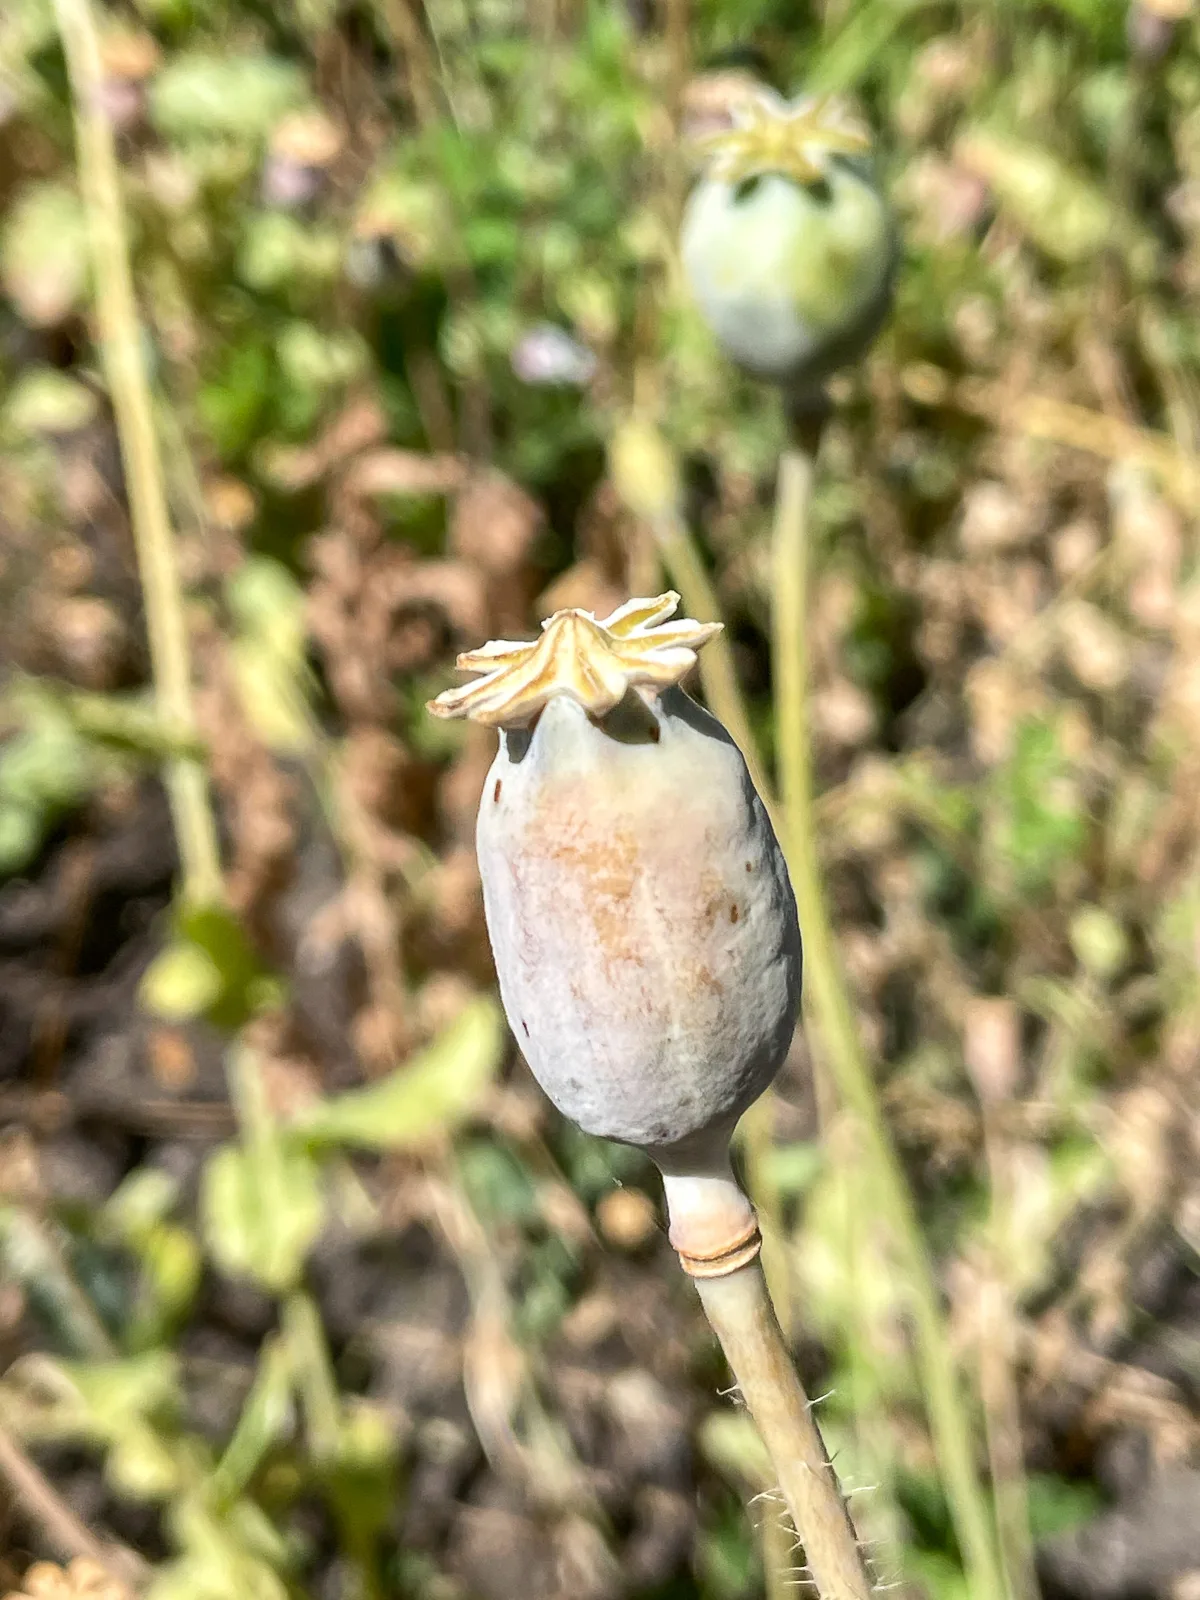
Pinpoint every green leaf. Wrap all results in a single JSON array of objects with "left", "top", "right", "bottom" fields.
[
  {"left": 1025, "top": 1473, "right": 1104, "bottom": 1540},
  {"left": 898, "top": 1549, "right": 971, "bottom": 1600},
  {"left": 0, "top": 806, "right": 41, "bottom": 876},
  {"left": 759, "top": 1140, "right": 824, "bottom": 1199},
  {"left": 238, "top": 212, "right": 341, "bottom": 297},
  {"left": 200, "top": 1140, "right": 325, "bottom": 1295},
  {"left": 2, "top": 367, "right": 98, "bottom": 435},
  {"left": 148, "top": 1496, "right": 290, "bottom": 1600},
  {"left": 226, "top": 557, "right": 315, "bottom": 752},
  {"left": 0, "top": 717, "right": 91, "bottom": 811},
  {"left": 0, "top": 184, "right": 88, "bottom": 327},
  {"left": 226, "top": 558, "right": 307, "bottom": 661},
  {"left": 229, "top": 638, "right": 314, "bottom": 753},
  {"left": 150, "top": 53, "right": 306, "bottom": 144},
  {"left": 956, "top": 130, "right": 1118, "bottom": 265},
  {"left": 140, "top": 941, "right": 224, "bottom": 1022},
  {"left": 291, "top": 997, "right": 504, "bottom": 1150},
  {"left": 1069, "top": 906, "right": 1128, "bottom": 981},
  {"left": 101, "top": 1168, "right": 182, "bottom": 1245},
  {"left": 990, "top": 716, "right": 1086, "bottom": 898},
  {"left": 198, "top": 340, "right": 272, "bottom": 460},
  {"left": 106, "top": 1423, "right": 183, "bottom": 1501},
  {"left": 697, "top": 1410, "right": 771, "bottom": 1489},
  {"left": 138, "top": 1224, "right": 203, "bottom": 1337},
  {"left": 41, "top": 1352, "right": 183, "bottom": 1441},
  {"left": 326, "top": 1399, "right": 400, "bottom": 1544},
  {"left": 142, "top": 905, "right": 278, "bottom": 1029}
]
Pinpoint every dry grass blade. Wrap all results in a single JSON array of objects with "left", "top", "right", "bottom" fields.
[
  {"left": 0, "top": 1423, "right": 144, "bottom": 1590},
  {"left": 53, "top": 0, "right": 222, "bottom": 907}
]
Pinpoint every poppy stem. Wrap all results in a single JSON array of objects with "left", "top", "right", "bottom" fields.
[{"left": 771, "top": 430, "right": 1006, "bottom": 1600}]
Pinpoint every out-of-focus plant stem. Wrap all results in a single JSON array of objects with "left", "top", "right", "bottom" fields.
[
  {"left": 54, "top": 0, "right": 222, "bottom": 909},
  {"left": 978, "top": 1078, "right": 1040, "bottom": 1600},
  {"left": 650, "top": 507, "right": 775, "bottom": 810},
  {"left": 373, "top": 0, "right": 439, "bottom": 126},
  {"left": 0, "top": 1420, "right": 146, "bottom": 1587},
  {"left": 770, "top": 437, "right": 1006, "bottom": 1600},
  {"left": 609, "top": 415, "right": 776, "bottom": 811},
  {"left": 283, "top": 1289, "right": 342, "bottom": 1463}
]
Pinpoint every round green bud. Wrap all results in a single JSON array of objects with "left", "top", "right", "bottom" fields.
[{"left": 680, "top": 91, "right": 896, "bottom": 396}]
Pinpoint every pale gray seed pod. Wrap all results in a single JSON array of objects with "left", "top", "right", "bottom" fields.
[{"left": 429, "top": 593, "right": 802, "bottom": 1176}]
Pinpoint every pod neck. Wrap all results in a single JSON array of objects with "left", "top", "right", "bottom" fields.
[{"left": 655, "top": 1138, "right": 762, "bottom": 1279}]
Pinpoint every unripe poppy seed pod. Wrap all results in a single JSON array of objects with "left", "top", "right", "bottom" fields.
[
  {"left": 429, "top": 594, "right": 802, "bottom": 1261},
  {"left": 681, "top": 90, "right": 896, "bottom": 397}
]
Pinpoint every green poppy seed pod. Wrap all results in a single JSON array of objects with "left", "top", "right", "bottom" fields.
[
  {"left": 429, "top": 595, "right": 802, "bottom": 1273},
  {"left": 681, "top": 90, "right": 896, "bottom": 397}
]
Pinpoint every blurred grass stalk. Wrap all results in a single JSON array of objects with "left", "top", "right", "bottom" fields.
[
  {"left": 971, "top": 1001, "right": 1041, "bottom": 1600},
  {"left": 650, "top": 504, "right": 776, "bottom": 808},
  {"left": 609, "top": 418, "right": 776, "bottom": 811},
  {"left": 770, "top": 437, "right": 1007, "bottom": 1600},
  {"left": 53, "top": 0, "right": 223, "bottom": 908}
]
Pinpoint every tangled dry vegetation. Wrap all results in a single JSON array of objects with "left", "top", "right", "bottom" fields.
[{"left": 2, "top": 0, "right": 1200, "bottom": 1597}]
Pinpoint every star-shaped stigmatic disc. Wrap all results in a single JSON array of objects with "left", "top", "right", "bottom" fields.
[
  {"left": 697, "top": 87, "right": 871, "bottom": 187},
  {"left": 427, "top": 593, "right": 722, "bottom": 728}
]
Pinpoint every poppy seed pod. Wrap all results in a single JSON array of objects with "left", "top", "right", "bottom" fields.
[
  {"left": 429, "top": 595, "right": 802, "bottom": 1267},
  {"left": 681, "top": 90, "right": 896, "bottom": 397}
]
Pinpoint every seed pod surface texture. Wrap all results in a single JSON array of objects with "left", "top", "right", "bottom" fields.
[{"left": 477, "top": 688, "right": 801, "bottom": 1153}]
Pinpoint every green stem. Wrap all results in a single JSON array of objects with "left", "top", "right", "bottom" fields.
[
  {"left": 282, "top": 1289, "right": 342, "bottom": 1466},
  {"left": 54, "top": 0, "right": 222, "bottom": 908},
  {"left": 651, "top": 508, "right": 776, "bottom": 812},
  {"left": 648, "top": 499, "right": 806, "bottom": 1600},
  {"left": 0, "top": 1208, "right": 115, "bottom": 1361},
  {"left": 980, "top": 1110, "right": 1039, "bottom": 1600},
  {"left": 282, "top": 1290, "right": 385, "bottom": 1600},
  {"left": 770, "top": 443, "right": 1005, "bottom": 1600}
]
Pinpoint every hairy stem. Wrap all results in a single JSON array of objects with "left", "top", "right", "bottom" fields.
[
  {"left": 54, "top": 0, "right": 222, "bottom": 908},
  {"left": 661, "top": 1165, "right": 869, "bottom": 1600},
  {"left": 771, "top": 440, "right": 1005, "bottom": 1600},
  {"left": 697, "top": 1263, "right": 874, "bottom": 1600}
]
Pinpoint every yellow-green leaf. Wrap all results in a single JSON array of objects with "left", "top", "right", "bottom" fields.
[
  {"left": 292, "top": 997, "right": 504, "bottom": 1151},
  {"left": 200, "top": 1142, "right": 325, "bottom": 1294},
  {"left": 140, "top": 941, "right": 223, "bottom": 1022}
]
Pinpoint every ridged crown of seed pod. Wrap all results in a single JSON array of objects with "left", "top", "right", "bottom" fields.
[
  {"left": 429, "top": 594, "right": 802, "bottom": 1164},
  {"left": 681, "top": 88, "right": 896, "bottom": 397}
]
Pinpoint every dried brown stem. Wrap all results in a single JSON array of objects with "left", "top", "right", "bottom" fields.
[{"left": 0, "top": 1421, "right": 143, "bottom": 1587}]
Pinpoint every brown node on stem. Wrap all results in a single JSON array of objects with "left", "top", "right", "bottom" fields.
[
  {"left": 663, "top": 1172, "right": 763, "bottom": 1278},
  {"left": 673, "top": 1214, "right": 763, "bottom": 1278}
]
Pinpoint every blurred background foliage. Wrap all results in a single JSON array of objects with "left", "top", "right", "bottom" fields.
[{"left": 1, "top": 0, "right": 1200, "bottom": 1598}]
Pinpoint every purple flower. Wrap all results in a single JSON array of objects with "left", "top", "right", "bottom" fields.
[{"left": 510, "top": 323, "right": 598, "bottom": 387}]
